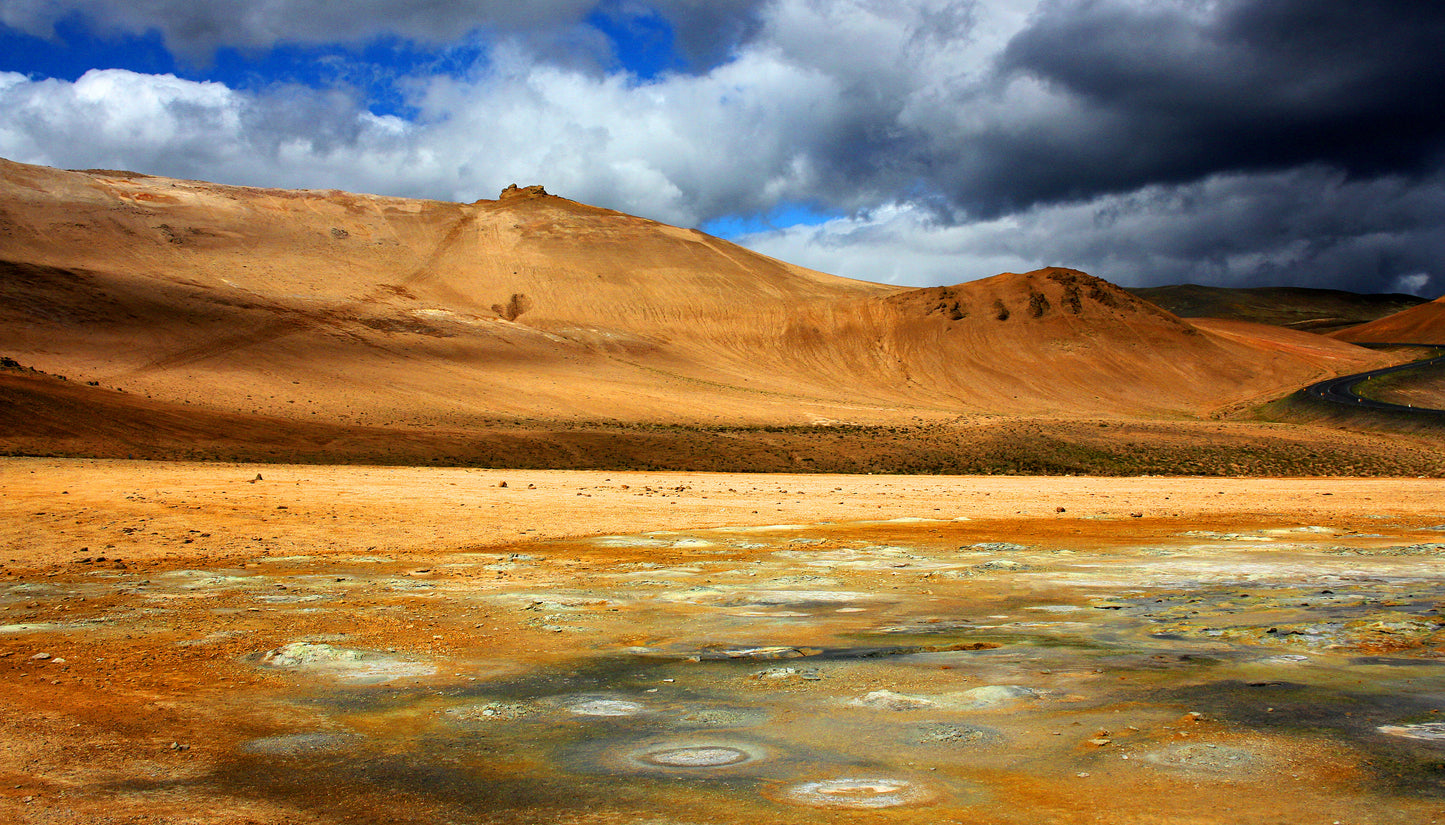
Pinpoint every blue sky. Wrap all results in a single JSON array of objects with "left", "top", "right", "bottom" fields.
[{"left": 1, "top": 1, "right": 1442, "bottom": 296}]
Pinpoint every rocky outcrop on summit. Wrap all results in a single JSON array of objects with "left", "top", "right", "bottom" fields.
[{"left": 498, "top": 183, "right": 548, "bottom": 199}]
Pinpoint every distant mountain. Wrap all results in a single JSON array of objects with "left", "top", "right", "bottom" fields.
[
  {"left": 1129, "top": 284, "right": 1427, "bottom": 333},
  {"left": 0, "top": 158, "right": 1392, "bottom": 454}
]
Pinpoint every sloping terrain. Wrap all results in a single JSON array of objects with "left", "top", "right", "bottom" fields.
[
  {"left": 1332, "top": 296, "right": 1445, "bottom": 345},
  {"left": 1130, "top": 284, "right": 1427, "bottom": 332},
  {"left": 0, "top": 158, "right": 1410, "bottom": 467}
]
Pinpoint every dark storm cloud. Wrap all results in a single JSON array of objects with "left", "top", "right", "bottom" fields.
[
  {"left": 0, "top": 0, "right": 597, "bottom": 56},
  {"left": 983, "top": 0, "right": 1445, "bottom": 212},
  {"left": 0, "top": 0, "right": 768, "bottom": 66},
  {"left": 651, "top": 0, "right": 768, "bottom": 69}
]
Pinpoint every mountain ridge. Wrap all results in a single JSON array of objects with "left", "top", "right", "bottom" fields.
[{"left": 0, "top": 157, "right": 1396, "bottom": 433}]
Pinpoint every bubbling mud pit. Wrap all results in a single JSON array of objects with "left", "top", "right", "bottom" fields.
[{"left": 5, "top": 518, "right": 1445, "bottom": 824}]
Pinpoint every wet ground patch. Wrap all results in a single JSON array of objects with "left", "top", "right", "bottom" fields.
[{"left": 7, "top": 519, "right": 1445, "bottom": 822}]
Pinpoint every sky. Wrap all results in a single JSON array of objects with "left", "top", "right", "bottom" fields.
[{"left": 1, "top": 1, "right": 1442, "bottom": 297}]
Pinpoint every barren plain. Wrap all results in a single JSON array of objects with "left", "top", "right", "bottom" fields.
[{"left": 3, "top": 459, "right": 1445, "bottom": 824}]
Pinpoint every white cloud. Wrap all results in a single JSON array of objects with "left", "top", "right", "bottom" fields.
[{"left": 0, "top": 2, "right": 1050, "bottom": 221}]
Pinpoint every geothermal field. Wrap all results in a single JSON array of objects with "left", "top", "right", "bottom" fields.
[
  {"left": 3, "top": 160, "right": 1445, "bottom": 823},
  {"left": 3, "top": 464, "right": 1445, "bottom": 824}
]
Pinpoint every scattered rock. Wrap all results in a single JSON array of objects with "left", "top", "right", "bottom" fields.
[
  {"left": 240, "top": 732, "right": 360, "bottom": 757},
  {"left": 849, "top": 690, "right": 936, "bottom": 711},
  {"left": 912, "top": 723, "right": 999, "bottom": 745},
  {"left": 751, "top": 666, "right": 821, "bottom": 681},
  {"left": 444, "top": 702, "right": 535, "bottom": 722},
  {"left": 1140, "top": 743, "right": 1259, "bottom": 774}
]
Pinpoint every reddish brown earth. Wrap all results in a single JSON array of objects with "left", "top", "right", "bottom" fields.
[{"left": 1334, "top": 296, "right": 1445, "bottom": 345}]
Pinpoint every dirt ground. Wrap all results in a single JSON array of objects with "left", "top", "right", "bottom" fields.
[
  {"left": 4, "top": 457, "right": 1443, "bottom": 572},
  {"left": 3, "top": 458, "right": 1445, "bottom": 824}
]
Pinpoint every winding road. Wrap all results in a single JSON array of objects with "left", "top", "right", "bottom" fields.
[{"left": 1300, "top": 343, "right": 1445, "bottom": 417}]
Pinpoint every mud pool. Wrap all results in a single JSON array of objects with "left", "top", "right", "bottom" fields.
[{"left": 6, "top": 518, "right": 1445, "bottom": 823}]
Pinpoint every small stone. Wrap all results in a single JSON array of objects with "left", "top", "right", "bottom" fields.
[
  {"left": 29, "top": 652, "right": 51, "bottom": 661},
  {"left": 1089, "top": 738, "right": 1112, "bottom": 747}
]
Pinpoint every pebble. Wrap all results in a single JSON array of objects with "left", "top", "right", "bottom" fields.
[{"left": 30, "top": 652, "right": 51, "bottom": 661}]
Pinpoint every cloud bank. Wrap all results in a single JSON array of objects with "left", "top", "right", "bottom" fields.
[{"left": 1, "top": 0, "right": 1441, "bottom": 295}]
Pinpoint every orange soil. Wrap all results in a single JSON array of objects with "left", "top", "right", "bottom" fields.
[
  {"left": 1334, "top": 296, "right": 1445, "bottom": 344},
  {"left": 4, "top": 457, "right": 1442, "bottom": 571}
]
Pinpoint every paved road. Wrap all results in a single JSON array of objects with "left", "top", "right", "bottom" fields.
[{"left": 1300, "top": 343, "right": 1445, "bottom": 417}]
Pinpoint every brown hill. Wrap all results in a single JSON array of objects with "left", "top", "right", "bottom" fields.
[
  {"left": 1130, "top": 284, "right": 1427, "bottom": 333},
  {"left": 1332, "top": 296, "right": 1445, "bottom": 344},
  {"left": 0, "top": 158, "right": 1392, "bottom": 439}
]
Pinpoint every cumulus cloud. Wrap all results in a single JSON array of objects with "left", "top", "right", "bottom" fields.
[{"left": 0, "top": 0, "right": 1442, "bottom": 294}]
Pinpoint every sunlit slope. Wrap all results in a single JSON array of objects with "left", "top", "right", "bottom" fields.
[
  {"left": 0, "top": 158, "right": 1388, "bottom": 425},
  {"left": 1333, "top": 296, "right": 1445, "bottom": 345}
]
